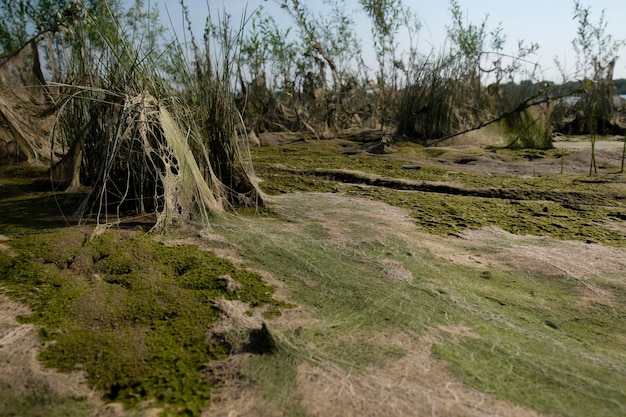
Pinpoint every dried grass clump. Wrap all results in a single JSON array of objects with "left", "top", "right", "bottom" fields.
[
  {"left": 76, "top": 92, "right": 228, "bottom": 229},
  {"left": 52, "top": 80, "right": 264, "bottom": 231},
  {"left": 397, "top": 56, "right": 490, "bottom": 143},
  {"left": 0, "top": 42, "right": 55, "bottom": 165},
  {"left": 42, "top": 2, "right": 263, "bottom": 230}
]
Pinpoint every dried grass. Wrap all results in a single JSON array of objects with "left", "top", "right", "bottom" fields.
[
  {"left": 206, "top": 192, "right": 626, "bottom": 417},
  {"left": 296, "top": 330, "right": 544, "bottom": 417}
]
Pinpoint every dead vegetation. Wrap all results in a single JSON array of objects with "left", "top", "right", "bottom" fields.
[
  {"left": 2, "top": 134, "right": 626, "bottom": 416},
  {"left": 0, "top": 1, "right": 625, "bottom": 416},
  {"left": 0, "top": 43, "right": 56, "bottom": 165},
  {"left": 295, "top": 330, "right": 545, "bottom": 417}
]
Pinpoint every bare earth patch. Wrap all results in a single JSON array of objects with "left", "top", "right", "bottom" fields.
[
  {"left": 435, "top": 226, "right": 626, "bottom": 306},
  {"left": 202, "top": 353, "right": 283, "bottom": 417},
  {"left": 0, "top": 294, "right": 172, "bottom": 417},
  {"left": 297, "top": 329, "right": 545, "bottom": 417},
  {"left": 433, "top": 137, "right": 625, "bottom": 177},
  {"left": 0, "top": 234, "right": 14, "bottom": 256},
  {"left": 267, "top": 192, "right": 418, "bottom": 246},
  {"left": 0, "top": 294, "right": 127, "bottom": 416}
]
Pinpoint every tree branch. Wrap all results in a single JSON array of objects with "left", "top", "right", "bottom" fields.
[{"left": 429, "top": 85, "right": 586, "bottom": 145}]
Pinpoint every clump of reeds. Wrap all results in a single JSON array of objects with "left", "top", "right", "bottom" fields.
[
  {"left": 49, "top": 1, "right": 261, "bottom": 230},
  {"left": 501, "top": 107, "right": 553, "bottom": 150},
  {"left": 397, "top": 54, "right": 487, "bottom": 142}
]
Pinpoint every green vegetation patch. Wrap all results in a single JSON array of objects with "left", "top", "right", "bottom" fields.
[
  {"left": 433, "top": 265, "right": 626, "bottom": 416},
  {"left": 253, "top": 140, "right": 452, "bottom": 184},
  {"left": 350, "top": 186, "right": 626, "bottom": 244},
  {"left": 253, "top": 140, "right": 625, "bottom": 201},
  {"left": 499, "top": 108, "right": 553, "bottom": 149},
  {"left": 210, "top": 194, "right": 626, "bottom": 417},
  {"left": 0, "top": 229, "right": 281, "bottom": 415},
  {"left": 252, "top": 141, "right": 626, "bottom": 245}
]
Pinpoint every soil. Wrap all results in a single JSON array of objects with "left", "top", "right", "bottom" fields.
[
  {"left": 1, "top": 134, "right": 625, "bottom": 416},
  {"left": 0, "top": 293, "right": 137, "bottom": 417},
  {"left": 423, "top": 136, "right": 626, "bottom": 177},
  {"left": 296, "top": 330, "right": 545, "bottom": 417}
]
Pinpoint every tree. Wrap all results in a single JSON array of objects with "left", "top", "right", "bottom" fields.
[
  {"left": 397, "top": 0, "right": 548, "bottom": 148},
  {"left": 274, "top": 0, "right": 367, "bottom": 133},
  {"left": 359, "top": 0, "right": 404, "bottom": 130},
  {"left": 570, "top": 0, "right": 625, "bottom": 134}
]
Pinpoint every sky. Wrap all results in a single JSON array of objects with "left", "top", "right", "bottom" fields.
[{"left": 155, "top": 0, "right": 626, "bottom": 81}]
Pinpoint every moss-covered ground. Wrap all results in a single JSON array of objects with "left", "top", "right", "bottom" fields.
[
  {"left": 252, "top": 138, "right": 626, "bottom": 245},
  {"left": 0, "top": 167, "right": 284, "bottom": 416},
  {"left": 1, "top": 133, "right": 625, "bottom": 416}
]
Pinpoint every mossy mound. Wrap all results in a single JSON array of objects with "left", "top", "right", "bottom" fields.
[{"left": 0, "top": 229, "right": 282, "bottom": 415}]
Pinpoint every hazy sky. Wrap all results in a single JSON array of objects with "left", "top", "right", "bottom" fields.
[{"left": 157, "top": 0, "right": 626, "bottom": 81}]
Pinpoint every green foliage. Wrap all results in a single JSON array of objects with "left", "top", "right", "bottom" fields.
[
  {"left": 447, "top": 0, "right": 489, "bottom": 71},
  {"left": 501, "top": 107, "right": 552, "bottom": 150},
  {"left": 572, "top": 0, "right": 624, "bottom": 81},
  {"left": 0, "top": 0, "right": 30, "bottom": 53},
  {"left": 0, "top": 1, "right": 163, "bottom": 81},
  {"left": 397, "top": 1, "right": 545, "bottom": 144},
  {"left": 277, "top": 0, "right": 337, "bottom": 87},
  {"left": 396, "top": 57, "right": 462, "bottom": 140},
  {"left": 239, "top": 7, "right": 290, "bottom": 132},
  {"left": 319, "top": 0, "right": 363, "bottom": 82},
  {"left": 447, "top": 0, "right": 539, "bottom": 84},
  {"left": 274, "top": 0, "right": 366, "bottom": 131},
  {"left": 614, "top": 78, "right": 626, "bottom": 94},
  {"left": 561, "top": 1, "right": 626, "bottom": 135},
  {"left": 0, "top": 0, "right": 81, "bottom": 55},
  {"left": 359, "top": 0, "right": 404, "bottom": 129}
]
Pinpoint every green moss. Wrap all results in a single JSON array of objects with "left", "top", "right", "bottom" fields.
[
  {"left": 254, "top": 170, "right": 337, "bottom": 195},
  {"left": 0, "top": 229, "right": 281, "bottom": 415},
  {"left": 253, "top": 141, "right": 452, "bottom": 184},
  {"left": 348, "top": 187, "right": 626, "bottom": 244},
  {"left": 252, "top": 141, "right": 626, "bottom": 245}
]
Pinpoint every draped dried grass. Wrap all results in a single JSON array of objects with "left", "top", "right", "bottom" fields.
[{"left": 57, "top": 90, "right": 235, "bottom": 230}]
